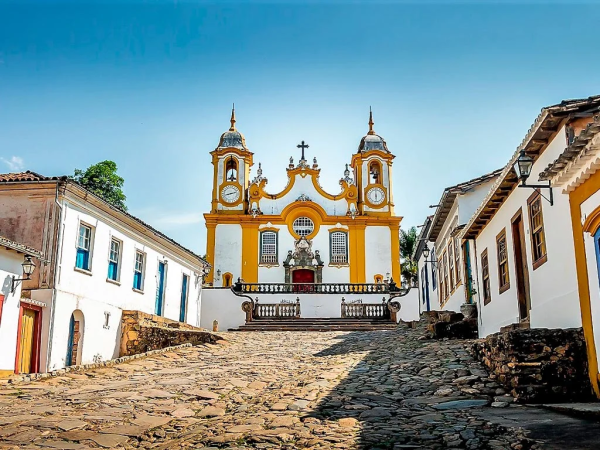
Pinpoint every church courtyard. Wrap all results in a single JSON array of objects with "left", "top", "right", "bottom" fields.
[{"left": 2, "top": 325, "right": 599, "bottom": 450}]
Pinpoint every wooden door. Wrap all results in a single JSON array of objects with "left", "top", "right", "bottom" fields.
[
  {"left": 16, "top": 305, "right": 40, "bottom": 374},
  {"left": 66, "top": 314, "right": 81, "bottom": 366},
  {"left": 155, "top": 262, "right": 166, "bottom": 316},
  {"left": 292, "top": 269, "right": 315, "bottom": 293},
  {"left": 512, "top": 210, "right": 531, "bottom": 321}
]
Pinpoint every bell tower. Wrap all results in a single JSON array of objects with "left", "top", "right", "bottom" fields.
[
  {"left": 351, "top": 108, "right": 395, "bottom": 215},
  {"left": 210, "top": 107, "right": 254, "bottom": 213}
]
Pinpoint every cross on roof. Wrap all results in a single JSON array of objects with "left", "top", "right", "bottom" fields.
[{"left": 297, "top": 141, "right": 309, "bottom": 161}]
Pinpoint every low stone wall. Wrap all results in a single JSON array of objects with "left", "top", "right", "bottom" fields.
[
  {"left": 422, "top": 310, "right": 478, "bottom": 339},
  {"left": 120, "top": 310, "right": 224, "bottom": 357},
  {"left": 472, "top": 327, "right": 593, "bottom": 403}
]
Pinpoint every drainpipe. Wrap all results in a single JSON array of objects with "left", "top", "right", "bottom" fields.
[{"left": 46, "top": 181, "right": 66, "bottom": 372}]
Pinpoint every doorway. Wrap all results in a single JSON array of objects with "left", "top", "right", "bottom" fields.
[
  {"left": 292, "top": 269, "right": 315, "bottom": 293},
  {"left": 15, "top": 303, "right": 41, "bottom": 374},
  {"left": 156, "top": 261, "right": 166, "bottom": 316},
  {"left": 66, "top": 310, "right": 84, "bottom": 366},
  {"left": 512, "top": 210, "right": 531, "bottom": 321}
]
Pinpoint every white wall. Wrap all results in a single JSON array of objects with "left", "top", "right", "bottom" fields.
[
  {"left": 46, "top": 200, "right": 204, "bottom": 370},
  {"left": 475, "top": 127, "right": 582, "bottom": 337},
  {"left": 582, "top": 196, "right": 600, "bottom": 364},
  {"left": 417, "top": 251, "right": 438, "bottom": 313},
  {"left": 365, "top": 226, "right": 392, "bottom": 281},
  {"left": 201, "top": 288, "right": 401, "bottom": 330},
  {"left": 397, "top": 289, "right": 421, "bottom": 322},
  {"left": 213, "top": 224, "right": 243, "bottom": 285},
  {"left": 0, "top": 249, "right": 26, "bottom": 372}
]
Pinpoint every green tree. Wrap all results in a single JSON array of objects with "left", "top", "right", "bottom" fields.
[
  {"left": 400, "top": 226, "right": 418, "bottom": 286},
  {"left": 72, "top": 161, "right": 127, "bottom": 211}
]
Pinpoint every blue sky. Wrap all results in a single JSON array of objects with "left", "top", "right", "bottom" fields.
[{"left": 1, "top": 1, "right": 599, "bottom": 255}]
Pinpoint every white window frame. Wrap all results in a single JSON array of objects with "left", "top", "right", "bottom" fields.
[
  {"left": 75, "top": 222, "right": 95, "bottom": 271},
  {"left": 133, "top": 250, "right": 146, "bottom": 292},
  {"left": 260, "top": 231, "right": 278, "bottom": 264},
  {"left": 107, "top": 238, "right": 122, "bottom": 282},
  {"left": 293, "top": 217, "right": 314, "bottom": 237}
]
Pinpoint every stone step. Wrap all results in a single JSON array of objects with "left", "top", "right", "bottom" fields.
[{"left": 232, "top": 318, "right": 398, "bottom": 331}]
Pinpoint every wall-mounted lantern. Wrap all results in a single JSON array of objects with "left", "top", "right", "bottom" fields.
[
  {"left": 11, "top": 255, "right": 36, "bottom": 294},
  {"left": 513, "top": 149, "right": 553, "bottom": 205}
]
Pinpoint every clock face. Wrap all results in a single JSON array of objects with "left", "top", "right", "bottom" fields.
[
  {"left": 221, "top": 185, "right": 241, "bottom": 204},
  {"left": 367, "top": 187, "right": 385, "bottom": 206}
]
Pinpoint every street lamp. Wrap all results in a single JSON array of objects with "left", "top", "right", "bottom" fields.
[
  {"left": 422, "top": 243, "right": 437, "bottom": 267},
  {"left": 513, "top": 149, "right": 553, "bottom": 205},
  {"left": 11, "top": 255, "right": 36, "bottom": 294}
]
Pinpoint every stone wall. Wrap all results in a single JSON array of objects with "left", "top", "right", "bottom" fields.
[
  {"left": 472, "top": 327, "right": 593, "bottom": 403},
  {"left": 422, "top": 310, "right": 478, "bottom": 340},
  {"left": 120, "top": 310, "right": 224, "bottom": 357}
]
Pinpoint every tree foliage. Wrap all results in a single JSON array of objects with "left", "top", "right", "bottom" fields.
[
  {"left": 399, "top": 226, "right": 418, "bottom": 286},
  {"left": 72, "top": 160, "right": 127, "bottom": 211}
]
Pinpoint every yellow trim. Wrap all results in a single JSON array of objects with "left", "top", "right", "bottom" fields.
[
  {"left": 222, "top": 272, "right": 233, "bottom": 287},
  {"left": 205, "top": 224, "right": 216, "bottom": 283},
  {"left": 390, "top": 224, "right": 401, "bottom": 285},
  {"left": 569, "top": 168, "right": 600, "bottom": 398},
  {"left": 219, "top": 180, "right": 244, "bottom": 207},
  {"left": 374, "top": 274, "right": 384, "bottom": 283},
  {"left": 281, "top": 202, "right": 324, "bottom": 239},
  {"left": 204, "top": 212, "right": 402, "bottom": 227},
  {"left": 258, "top": 225, "right": 280, "bottom": 232},
  {"left": 0, "top": 370, "right": 14, "bottom": 378},
  {"left": 241, "top": 223, "right": 259, "bottom": 282},
  {"left": 349, "top": 224, "right": 366, "bottom": 283},
  {"left": 210, "top": 147, "right": 254, "bottom": 162}
]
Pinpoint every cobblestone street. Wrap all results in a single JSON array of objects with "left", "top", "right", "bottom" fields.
[{"left": 0, "top": 325, "right": 592, "bottom": 449}]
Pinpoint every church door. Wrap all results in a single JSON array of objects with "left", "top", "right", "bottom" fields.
[{"left": 292, "top": 269, "right": 315, "bottom": 293}]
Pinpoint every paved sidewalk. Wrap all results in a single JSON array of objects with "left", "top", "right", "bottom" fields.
[{"left": 0, "top": 325, "right": 578, "bottom": 449}]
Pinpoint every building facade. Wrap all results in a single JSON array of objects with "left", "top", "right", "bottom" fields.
[
  {"left": 0, "top": 237, "right": 42, "bottom": 377},
  {"left": 540, "top": 115, "right": 600, "bottom": 398},
  {"left": 463, "top": 95, "right": 600, "bottom": 337},
  {"left": 414, "top": 216, "right": 437, "bottom": 313},
  {"left": 204, "top": 109, "right": 402, "bottom": 287},
  {"left": 0, "top": 172, "right": 209, "bottom": 373}
]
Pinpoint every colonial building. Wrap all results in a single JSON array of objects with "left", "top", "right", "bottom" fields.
[
  {"left": 426, "top": 170, "right": 501, "bottom": 313},
  {"left": 539, "top": 115, "right": 600, "bottom": 399},
  {"left": 462, "top": 95, "right": 600, "bottom": 337},
  {"left": 0, "top": 236, "right": 42, "bottom": 377},
  {"left": 204, "top": 109, "right": 402, "bottom": 287},
  {"left": 413, "top": 216, "right": 437, "bottom": 313},
  {"left": 0, "top": 172, "right": 209, "bottom": 373}
]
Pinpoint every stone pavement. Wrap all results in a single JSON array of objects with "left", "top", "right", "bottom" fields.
[{"left": 0, "top": 324, "right": 575, "bottom": 449}]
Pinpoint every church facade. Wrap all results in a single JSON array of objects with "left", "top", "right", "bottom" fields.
[{"left": 204, "top": 109, "right": 402, "bottom": 287}]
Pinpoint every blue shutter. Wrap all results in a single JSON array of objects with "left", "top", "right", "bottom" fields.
[
  {"left": 108, "top": 261, "right": 118, "bottom": 280},
  {"left": 76, "top": 248, "right": 89, "bottom": 270},
  {"left": 179, "top": 275, "right": 189, "bottom": 322},
  {"left": 133, "top": 272, "right": 142, "bottom": 290}
]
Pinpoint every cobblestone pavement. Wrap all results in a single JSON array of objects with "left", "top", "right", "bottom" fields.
[{"left": 0, "top": 325, "right": 545, "bottom": 449}]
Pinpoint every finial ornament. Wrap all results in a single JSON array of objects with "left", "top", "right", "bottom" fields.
[
  {"left": 368, "top": 106, "right": 375, "bottom": 135},
  {"left": 229, "top": 103, "right": 236, "bottom": 131}
]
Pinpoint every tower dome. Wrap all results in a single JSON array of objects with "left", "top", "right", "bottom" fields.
[
  {"left": 217, "top": 106, "right": 248, "bottom": 150},
  {"left": 358, "top": 108, "right": 389, "bottom": 152}
]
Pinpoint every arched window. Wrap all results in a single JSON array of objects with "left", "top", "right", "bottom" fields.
[
  {"left": 374, "top": 274, "right": 384, "bottom": 284},
  {"left": 330, "top": 231, "right": 348, "bottom": 264},
  {"left": 225, "top": 157, "right": 238, "bottom": 182},
  {"left": 222, "top": 272, "right": 233, "bottom": 287},
  {"left": 369, "top": 161, "right": 381, "bottom": 184},
  {"left": 260, "top": 231, "right": 278, "bottom": 264}
]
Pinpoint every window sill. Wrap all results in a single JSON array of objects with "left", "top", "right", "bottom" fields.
[
  {"left": 329, "top": 263, "right": 349, "bottom": 268},
  {"left": 132, "top": 288, "right": 144, "bottom": 295},
  {"left": 259, "top": 263, "right": 280, "bottom": 268},
  {"left": 74, "top": 267, "right": 92, "bottom": 276},
  {"left": 499, "top": 283, "right": 510, "bottom": 295},
  {"left": 106, "top": 278, "right": 121, "bottom": 286},
  {"left": 532, "top": 254, "right": 548, "bottom": 271}
]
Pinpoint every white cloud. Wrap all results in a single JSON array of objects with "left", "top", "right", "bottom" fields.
[{"left": 0, "top": 155, "right": 24, "bottom": 172}]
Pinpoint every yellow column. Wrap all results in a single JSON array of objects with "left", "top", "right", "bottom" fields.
[
  {"left": 241, "top": 223, "right": 259, "bottom": 283},
  {"left": 390, "top": 223, "right": 401, "bottom": 286},
  {"left": 349, "top": 224, "right": 366, "bottom": 283},
  {"left": 205, "top": 222, "right": 216, "bottom": 283}
]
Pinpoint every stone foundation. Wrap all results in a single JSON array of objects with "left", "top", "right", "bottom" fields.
[
  {"left": 120, "top": 310, "right": 224, "bottom": 356},
  {"left": 423, "top": 310, "right": 478, "bottom": 339},
  {"left": 472, "top": 327, "right": 593, "bottom": 403}
]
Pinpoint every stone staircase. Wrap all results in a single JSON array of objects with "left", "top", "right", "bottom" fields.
[{"left": 232, "top": 318, "right": 398, "bottom": 332}]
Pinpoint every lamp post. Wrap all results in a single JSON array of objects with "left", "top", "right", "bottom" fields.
[
  {"left": 11, "top": 255, "right": 36, "bottom": 294},
  {"left": 422, "top": 243, "right": 437, "bottom": 268},
  {"left": 513, "top": 149, "right": 553, "bottom": 205}
]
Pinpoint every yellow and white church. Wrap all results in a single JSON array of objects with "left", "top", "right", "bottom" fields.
[{"left": 204, "top": 108, "right": 403, "bottom": 288}]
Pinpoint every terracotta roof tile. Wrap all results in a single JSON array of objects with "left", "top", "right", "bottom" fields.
[{"left": 0, "top": 235, "right": 43, "bottom": 258}]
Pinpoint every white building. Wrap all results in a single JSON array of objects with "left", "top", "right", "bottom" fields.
[
  {"left": 413, "top": 216, "right": 438, "bottom": 313},
  {"left": 0, "top": 172, "right": 209, "bottom": 373},
  {"left": 0, "top": 236, "right": 42, "bottom": 377},
  {"left": 422, "top": 170, "right": 501, "bottom": 314},
  {"left": 462, "top": 95, "right": 600, "bottom": 337}
]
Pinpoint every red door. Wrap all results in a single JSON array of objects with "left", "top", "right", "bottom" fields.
[{"left": 292, "top": 269, "right": 315, "bottom": 292}]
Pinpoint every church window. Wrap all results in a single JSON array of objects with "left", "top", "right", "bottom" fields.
[
  {"left": 369, "top": 161, "right": 382, "bottom": 184},
  {"left": 292, "top": 217, "right": 314, "bottom": 237},
  {"left": 528, "top": 192, "right": 547, "bottom": 269},
  {"left": 497, "top": 229, "right": 510, "bottom": 293},
  {"left": 223, "top": 272, "right": 233, "bottom": 287},
  {"left": 260, "top": 231, "right": 278, "bottom": 264},
  {"left": 225, "top": 157, "right": 238, "bottom": 182},
  {"left": 330, "top": 232, "right": 348, "bottom": 264},
  {"left": 482, "top": 249, "right": 491, "bottom": 305}
]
